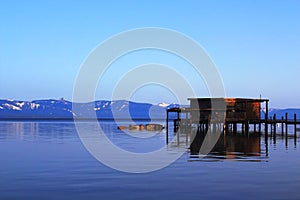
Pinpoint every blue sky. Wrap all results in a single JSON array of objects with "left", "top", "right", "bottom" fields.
[{"left": 1, "top": 0, "right": 300, "bottom": 108}]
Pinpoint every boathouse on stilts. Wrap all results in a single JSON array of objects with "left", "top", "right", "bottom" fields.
[{"left": 166, "top": 98, "right": 269, "bottom": 144}]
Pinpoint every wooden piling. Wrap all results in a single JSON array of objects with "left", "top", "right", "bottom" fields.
[
  {"left": 281, "top": 116, "right": 284, "bottom": 136},
  {"left": 233, "top": 123, "right": 237, "bottom": 133},
  {"left": 294, "top": 113, "right": 297, "bottom": 147},
  {"left": 273, "top": 114, "right": 277, "bottom": 139},
  {"left": 265, "top": 100, "right": 269, "bottom": 134},
  {"left": 285, "top": 113, "right": 288, "bottom": 134},
  {"left": 270, "top": 117, "right": 273, "bottom": 136},
  {"left": 177, "top": 127, "right": 180, "bottom": 146},
  {"left": 285, "top": 112, "right": 288, "bottom": 148},
  {"left": 166, "top": 111, "right": 169, "bottom": 144},
  {"left": 294, "top": 114, "right": 297, "bottom": 138},
  {"left": 225, "top": 123, "right": 228, "bottom": 133},
  {"left": 273, "top": 114, "right": 277, "bottom": 135},
  {"left": 246, "top": 121, "right": 249, "bottom": 134},
  {"left": 242, "top": 123, "right": 245, "bottom": 134},
  {"left": 185, "top": 112, "right": 188, "bottom": 145}
]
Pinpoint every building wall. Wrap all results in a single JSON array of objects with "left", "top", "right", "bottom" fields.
[{"left": 189, "top": 98, "right": 261, "bottom": 122}]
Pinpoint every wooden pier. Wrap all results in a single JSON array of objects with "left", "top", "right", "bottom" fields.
[{"left": 166, "top": 98, "right": 300, "bottom": 145}]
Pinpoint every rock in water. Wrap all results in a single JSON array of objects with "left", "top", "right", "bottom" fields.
[{"left": 145, "top": 124, "right": 164, "bottom": 131}]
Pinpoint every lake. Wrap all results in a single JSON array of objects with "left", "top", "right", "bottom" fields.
[{"left": 0, "top": 120, "right": 300, "bottom": 200}]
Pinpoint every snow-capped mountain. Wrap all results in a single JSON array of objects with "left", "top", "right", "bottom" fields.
[
  {"left": 2, "top": 99, "right": 296, "bottom": 120},
  {"left": 0, "top": 99, "right": 74, "bottom": 119},
  {"left": 0, "top": 99, "right": 179, "bottom": 120}
]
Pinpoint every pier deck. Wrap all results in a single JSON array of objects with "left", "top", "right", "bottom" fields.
[{"left": 166, "top": 98, "right": 300, "bottom": 144}]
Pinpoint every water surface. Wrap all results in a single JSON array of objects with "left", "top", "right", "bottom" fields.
[{"left": 0, "top": 121, "right": 299, "bottom": 200}]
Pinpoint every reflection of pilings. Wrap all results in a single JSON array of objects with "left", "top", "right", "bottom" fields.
[
  {"left": 171, "top": 119, "right": 298, "bottom": 152},
  {"left": 263, "top": 126, "right": 297, "bottom": 155},
  {"left": 264, "top": 132, "right": 269, "bottom": 157},
  {"left": 167, "top": 108, "right": 300, "bottom": 145}
]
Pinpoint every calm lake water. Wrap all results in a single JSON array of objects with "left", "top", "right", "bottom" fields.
[{"left": 0, "top": 121, "right": 300, "bottom": 200}]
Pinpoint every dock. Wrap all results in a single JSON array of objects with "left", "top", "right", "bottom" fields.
[{"left": 166, "top": 98, "right": 300, "bottom": 145}]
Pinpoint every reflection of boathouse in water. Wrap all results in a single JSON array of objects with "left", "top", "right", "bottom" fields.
[
  {"left": 166, "top": 98, "right": 269, "bottom": 157},
  {"left": 190, "top": 133, "right": 262, "bottom": 158},
  {"left": 166, "top": 97, "right": 300, "bottom": 159}
]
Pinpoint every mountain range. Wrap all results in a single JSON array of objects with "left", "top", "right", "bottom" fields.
[
  {"left": 0, "top": 99, "right": 180, "bottom": 120},
  {"left": 1, "top": 99, "right": 300, "bottom": 120}
]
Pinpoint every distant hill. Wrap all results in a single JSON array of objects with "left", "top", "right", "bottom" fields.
[
  {"left": 267, "top": 108, "right": 300, "bottom": 120},
  {"left": 0, "top": 99, "right": 180, "bottom": 120}
]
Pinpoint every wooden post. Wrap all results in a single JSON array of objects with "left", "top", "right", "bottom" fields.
[
  {"left": 176, "top": 110, "right": 180, "bottom": 133},
  {"left": 186, "top": 112, "right": 188, "bottom": 145},
  {"left": 285, "top": 112, "right": 288, "bottom": 148},
  {"left": 233, "top": 123, "right": 237, "bottom": 133},
  {"left": 173, "top": 119, "right": 177, "bottom": 133},
  {"left": 273, "top": 114, "right": 276, "bottom": 135},
  {"left": 270, "top": 117, "right": 272, "bottom": 136},
  {"left": 264, "top": 101, "right": 269, "bottom": 151},
  {"left": 285, "top": 112, "right": 288, "bottom": 134},
  {"left": 242, "top": 123, "right": 245, "bottom": 134},
  {"left": 294, "top": 114, "right": 297, "bottom": 148},
  {"left": 166, "top": 110, "right": 169, "bottom": 144},
  {"left": 285, "top": 131, "right": 288, "bottom": 149},
  {"left": 281, "top": 116, "right": 284, "bottom": 136},
  {"left": 265, "top": 100, "right": 269, "bottom": 134},
  {"left": 294, "top": 114, "right": 297, "bottom": 138},
  {"left": 224, "top": 123, "right": 228, "bottom": 134},
  {"left": 177, "top": 126, "right": 180, "bottom": 146},
  {"left": 273, "top": 114, "right": 276, "bottom": 139},
  {"left": 246, "top": 121, "right": 249, "bottom": 135}
]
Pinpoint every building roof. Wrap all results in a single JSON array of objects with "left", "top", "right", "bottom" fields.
[{"left": 187, "top": 97, "right": 269, "bottom": 102}]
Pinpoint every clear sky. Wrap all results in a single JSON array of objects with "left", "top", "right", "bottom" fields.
[{"left": 1, "top": 0, "right": 299, "bottom": 108}]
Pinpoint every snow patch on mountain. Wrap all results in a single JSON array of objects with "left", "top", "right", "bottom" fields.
[
  {"left": 158, "top": 103, "right": 170, "bottom": 107},
  {"left": 30, "top": 103, "right": 40, "bottom": 109},
  {"left": 16, "top": 102, "right": 25, "bottom": 107},
  {"left": 4, "top": 103, "right": 21, "bottom": 111}
]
